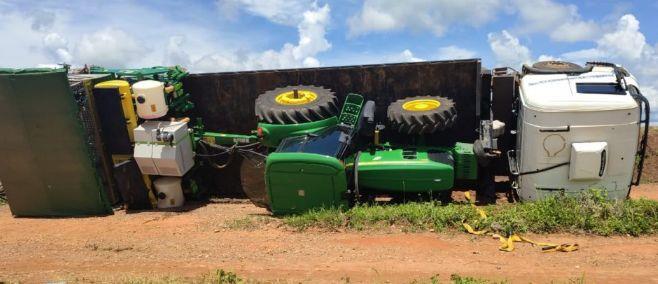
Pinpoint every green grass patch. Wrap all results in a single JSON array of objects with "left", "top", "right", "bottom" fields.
[
  {"left": 224, "top": 216, "right": 272, "bottom": 231},
  {"left": 448, "top": 274, "right": 508, "bottom": 284},
  {"left": 408, "top": 274, "right": 508, "bottom": 284},
  {"left": 120, "top": 269, "right": 246, "bottom": 284},
  {"left": 284, "top": 191, "right": 658, "bottom": 236}
]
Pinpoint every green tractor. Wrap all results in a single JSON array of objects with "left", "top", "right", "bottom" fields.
[{"left": 196, "top": 85, "right": 479, "bottom": 215}]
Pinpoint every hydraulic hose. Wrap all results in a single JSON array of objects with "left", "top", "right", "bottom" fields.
[
  {"left": 517, "top": 162, "right": 570, "bottom": 176},
  {"left": 196, "top": 139, "right": 266, "bottom": 170}
]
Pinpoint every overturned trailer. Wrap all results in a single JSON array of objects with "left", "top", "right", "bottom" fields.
[
  {"left": 0, "top": 59, "right": 650, "bottom": 216},
  {"left": 183, "top": 60, "right": 487, "bottom": 197}
]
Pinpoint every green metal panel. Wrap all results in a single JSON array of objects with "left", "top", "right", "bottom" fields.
[
  {"left": 89, "top": 66, "right": 171, "bottom": 79},
  {"left": 355, "top": 148, "right": 454, "bottom": 192},
  {"left": 0, "top": 68, "right": 66, "bottom": 74},
  {"left": 203, "top": 132, "right": 259, "bottom": 145},
  {"left": 338, "top": 93, "right": 364, "bottom": 126},
  {"left": 0, "top": 70, "right": 112, "bottom": 216},
  {"left": 266, "top": 153, "right": 347, "bottom": 215},
  {"left": 453, "top": 142, "right": 478, "bottom": 180}
]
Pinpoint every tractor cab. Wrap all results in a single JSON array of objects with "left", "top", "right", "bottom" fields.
[
  {"left": 265, "top": 93, "right": 370, "bottom": 214},
  {"left": 274, "top": 93, "right": 371, "bottom": 159},
  {"left": 275, "top": 125, "right": 349, "bottom": 158}
]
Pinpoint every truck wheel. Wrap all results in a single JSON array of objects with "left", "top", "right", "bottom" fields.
[
  {"left": 530, "top": 61, "right": 586, "bottom": 73},
  {"left": 387, "top": 96, "right": 457, "bottom": 134},
  {"left": 255, "top": 85, "right": 339, "bottom": 124}
]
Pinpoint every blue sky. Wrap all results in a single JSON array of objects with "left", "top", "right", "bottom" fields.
[{"left": 1, "top": 0, "right": 658, "bottom": 106}]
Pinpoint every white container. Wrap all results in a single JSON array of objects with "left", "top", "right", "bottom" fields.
[
  {"left": 133, "top": 121, "right": 195, "bottom": 177},
  {"left": 153, "top": 177, "right": 185, "bottom": 208},
  {"left": 132, "top": 80, "right": 168, "bottom": 119}
]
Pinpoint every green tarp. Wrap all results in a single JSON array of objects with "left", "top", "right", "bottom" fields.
[{"left": 0, "top": 70, "right": 112, "bottom": 216}]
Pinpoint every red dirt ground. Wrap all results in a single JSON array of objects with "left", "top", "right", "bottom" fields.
[{"left": 1, "top": 184, "right": 657, "bottom": 283}]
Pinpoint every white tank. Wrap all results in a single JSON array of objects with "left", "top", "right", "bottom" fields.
[
  {"left": 153, "top": 177, "right": 185, "bottom": 208},
  {"left": 132, "top": 80, "right": 168, "bottom": 119}
]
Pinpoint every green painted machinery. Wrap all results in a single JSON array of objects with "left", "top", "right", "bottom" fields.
[
  {"left": 354, "top": 147, "right": 455, "bottom": 193},
  {"left": 266, "top": 152, "right": 348, "bottom": 215},
  {"left": 256, "top": 91, "right": 477, "bottom": 214},
  {"left": 196, "top": 117, "right": 338, "bottom": 148},
  {"left": 195, "top": 84, "right": 479, "bottom": 215}
]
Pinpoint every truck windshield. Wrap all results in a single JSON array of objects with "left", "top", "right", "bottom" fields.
[
  {"left": 576, "top": 83, "right": 625, "bottom": 95},
  {"left": 276, "top": 126, "right": 346, "bottom": 158}
]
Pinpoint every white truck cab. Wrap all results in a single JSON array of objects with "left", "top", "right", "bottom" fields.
[{"left": 510, "top": 62, "right": 649, "bottom": 200}]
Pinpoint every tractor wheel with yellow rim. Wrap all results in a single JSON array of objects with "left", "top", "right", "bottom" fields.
[
  {"left": 387, "top": 96, "right": 457, "bottom": 134},
  {"left": 255, "top": 85, "right": 338, "bottom": 124}
]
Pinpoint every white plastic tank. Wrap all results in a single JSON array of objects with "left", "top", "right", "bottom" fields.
[
  {"left": 153, "top": 177, "right": 185, "bottom": 208},
  {"left": 132, "top": 80, "right": 168, "bottom": 119}
]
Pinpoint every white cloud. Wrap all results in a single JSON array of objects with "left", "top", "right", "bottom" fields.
[
  {"left": 190, "top": 4, "right": 332, "bottom": 72},
  {"left": 29, "top": 9, "right": 56, "bottom": 32},
  {"left": 0, "top": 11, "right": 52, "bottom": 67},
  {"left": 391, "top": 49, "right": 423, "bottom": 62},
  {"left": 487, "top": 31, "right": 567, "bottom": 69},
  {"left": 0, "top": 0, "right": 325, "bottom": 70},
  {"left": 437, "top": 45, "right": 476, "bottom": 60},
  {"left": 561, "top": 48, "right": 605, "bottom": 61},
  {"left": 537, "top": 54, "right": 561, "bottom": 62},
  {"left": 0, "top": 0, "right": 332, "bottom": 72},
  {"left": 0, "top": 5, "right": 154, "bottom": 68},
  {"left": 346, "top": 0, "right": 599, "bottom": 42},
  {"left": 43, "top": 32, "right": 67, "bottom": 47},
  {"left": 217, "top": 0, "right": 314, "bottom": 26},
  {"left": 43, "top": 32, "right": 72, "bottom": 63},
  {"left": 165, "top": 36, "right": 191, "bottom": 67},
  {"left": 550, "top": 21, "right": 599, "bottom": 42},
  {"left": 292, "top": 5, "right": 331, "bottom": 61},
  {"left": 561, "top": 15, "right": 652, "bottom": 63},
  {"left": 76, "top": 28, "right": 149, "bottom": 68},
  {"left": 488, "top": 30, "right": 531, "bottom": 68},
  {"left": 347, "top": 0, "right": 501, "bottom": 37},
  {"left": 512, "top": 0, "right": 599, "bottom": 42},
  {"left": 596, "top": 14, "right": 646, "bottom": 60},
  {"left": 558, "top": 14, "right": 658, "bottom": 110}
]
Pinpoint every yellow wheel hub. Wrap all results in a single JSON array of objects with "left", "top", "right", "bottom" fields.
[
  {"left": 402, "top": 99, "right": 441, "bottom": 111},
  {"left": 275, "top": 90, "right": 317, "bottom": 105}
]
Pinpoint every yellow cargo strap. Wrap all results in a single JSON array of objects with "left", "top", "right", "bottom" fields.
[
  {"left": 462, "top": 223, "right": 488, "bottom": 235},
  {"left": 462, "top": 191, "right": 579, "bottom": 253},
  {"left": 464, "top": 192, "right": 488, "bottom": 219}
]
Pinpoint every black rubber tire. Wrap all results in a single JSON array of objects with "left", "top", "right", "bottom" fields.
[
  {"left": 387, "top": 96, "right": 457, "bottom": 134},
  {"left": 532, "top": 61, "right": 585, "bottom": 72},
  {"left": 255, "top": 85, "right": 339, "bottom": 124}
]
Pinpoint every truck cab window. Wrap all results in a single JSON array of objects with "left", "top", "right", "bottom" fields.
[{"left": 576, "top": 83, "right": 625, "bottom": 95}]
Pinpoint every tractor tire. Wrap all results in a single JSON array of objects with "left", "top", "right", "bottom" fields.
[
  {"left": 255, "top": 85, "right": 339, "bottom": 124},
  {"left": 387, "top": 96, "right": 457, "bottom": 134}
]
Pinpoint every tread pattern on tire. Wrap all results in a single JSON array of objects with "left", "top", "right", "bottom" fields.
[
  {"left": 255, "top": 85, "right": 339, "bottom": 124},
  {"left": 532, "top": 61, "right": 582, "bottom": 71},
  {"left": 387, "top": 96, "right": 457, "bottom": 135}
]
